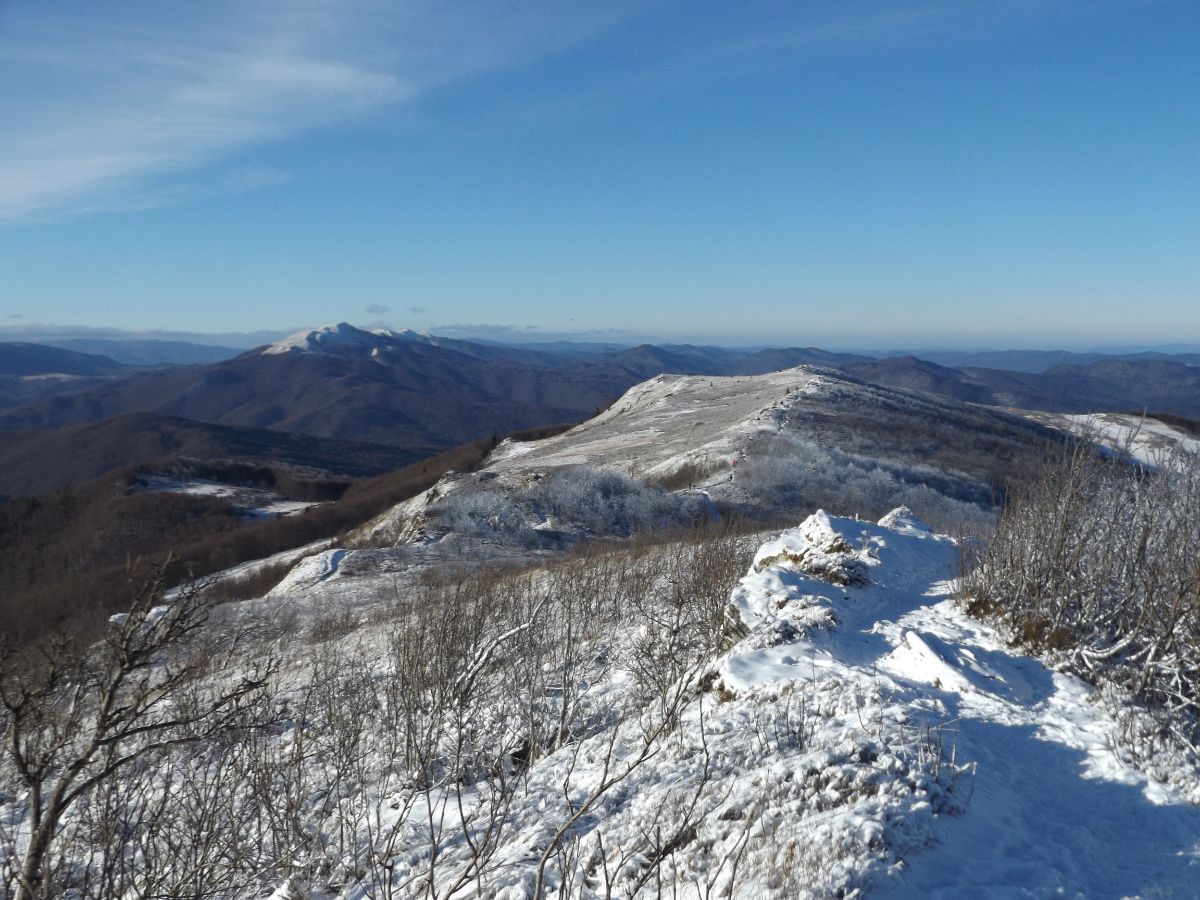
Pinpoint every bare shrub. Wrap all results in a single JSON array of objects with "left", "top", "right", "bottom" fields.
[
  {"left": 960, "top": 443, "right": 1200, "bottom": 753},
  {"left": 202, "top": 559, "right": 294, "bottom": 603},
  {"left": 647, "top": 459, "right": 722, "bottom": 491},
  {"left": 0, "top": 563, "right": 276, "bottom": 899}
]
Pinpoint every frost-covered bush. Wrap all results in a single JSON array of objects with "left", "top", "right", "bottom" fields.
[
  {"left": 527, "top": 465, "right": 710, "bottom": 536},
  {"left": 960, "top": 445, "right": 1200, "bottom": 754},
  {"left": 427, "top": 466, "right": 712, "bottom": 545},
  {"left": 430, "top": 486, "right": 528, "bottom": 540},
  {"left": 737, "top": 434, "right": 994, "bottom": 535}
]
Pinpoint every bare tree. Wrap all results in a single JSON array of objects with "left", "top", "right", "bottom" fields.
[{"left": 0, "top": 563, "right": 274, "bottom": 899}]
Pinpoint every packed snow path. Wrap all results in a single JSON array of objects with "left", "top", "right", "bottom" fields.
[
  {"left": 878, "top": 606, "right": 1200, "bottom": 897},
  {"left": 724, "top": 509, "right": 1200, "bottom": 898}
]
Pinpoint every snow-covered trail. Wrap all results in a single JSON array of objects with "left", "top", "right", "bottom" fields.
[
  {"left": 880, "top": 603, "right": 1200, "bottom": 898},
  {"left": 722, "top": 509, "right": 1200, "bottom": 898}
]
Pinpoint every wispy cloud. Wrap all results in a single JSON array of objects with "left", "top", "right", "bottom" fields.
[
  {"left": 432, "top": 322, "right": 645, "bottom": 344},
  {"left": 0, "top": 0, "right": 1085, "bottom": 222},
  {"left": 365, "top": 303, "right": 391, "bottom": 314},
  {"left": 0, "top": 1, "right": 634, "bottom": 221}
]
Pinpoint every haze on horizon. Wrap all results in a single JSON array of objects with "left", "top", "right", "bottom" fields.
[{"left": 1, "top": 1, "right": 1197, "bottom": 348}]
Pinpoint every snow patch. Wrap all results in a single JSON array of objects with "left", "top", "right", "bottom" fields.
[
  {"left": 139, "top": 475, "right": 322, "bottom": 517},
  {"left": 267, "top": 548, "right": 348, "bottom": 595},
  {"left": 262, "top": 322, "right": 433, "bottom": 356},
  {"left": 1025, "top": 411, "right": 1200, "bottom": 468}
]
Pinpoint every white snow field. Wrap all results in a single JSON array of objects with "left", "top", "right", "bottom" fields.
[
  {"left": 1023, "top": 411, "right": 1200, "bottom": 468},
  {"left": 139, "top": 474, "right": 324, "bottom": 517}
]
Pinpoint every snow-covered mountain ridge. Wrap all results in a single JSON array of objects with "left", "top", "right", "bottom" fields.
[
  {"left": 356, "top": 364, "right": 1052, "bottom": 548},
  {"left": 7, "top": 346, "right": 1199, "bottom": 895},
  {"left": 225, "top": 365, "right": 1200, "bottom": 897}
]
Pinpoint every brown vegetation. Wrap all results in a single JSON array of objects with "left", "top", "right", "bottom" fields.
[{"left": 0, "top": 425, "right": 584, "bottom": 647}]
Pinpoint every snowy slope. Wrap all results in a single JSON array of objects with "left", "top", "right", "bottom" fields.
[
  {"left": 488, "top": 368, "right": 829, "bottom": 478},
  {"left": 355, "top": 368, "right": 826, "bottom": 543},
  {"left": 254, "top": 508, "right": 1200, "bottom": 898},
  {"left": 360, "top": 365, "right": 1048, "bottom": 545},
  {"left": 1023, "top": 410, "right": 1200, "bottom": 467}
]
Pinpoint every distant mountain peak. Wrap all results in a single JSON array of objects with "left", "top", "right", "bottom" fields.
[{"left": 262, "top": 323, "right": 433, "bottom": 356}]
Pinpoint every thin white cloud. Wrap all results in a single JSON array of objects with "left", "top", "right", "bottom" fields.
[
  {"left": 0, "top": 4, "right": 400, "bottom": 219},
  {"left": 0, "top": 322, "right": 297, "bottom": 347},
  {"left": 432, "top": 322, "right": 645, "bottom": 343},
  {"left": 0, "top": 0, "right": 634, "bottom": 220},
  {"left": 0, "top": 0, "right": 1094, "bottom": 221}
]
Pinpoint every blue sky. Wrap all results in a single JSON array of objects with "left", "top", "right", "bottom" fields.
[{"left": 0, "top": 0, "right": 1197, "bottom": 349}]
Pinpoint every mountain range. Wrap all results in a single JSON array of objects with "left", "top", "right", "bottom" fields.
[{"left": 2, "top": 323, "right": 1199, "bottom": 498}]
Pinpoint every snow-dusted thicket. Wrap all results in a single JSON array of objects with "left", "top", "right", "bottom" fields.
[
  {"left": 428, "top": 443, "right": 994, "bottom": 552},
  {"left": 429, "top": 466, "right": 713, "bottom": 545},
  {"left": 737, "top": 434, "right": 995, "bottom": 535},
  {"left": 1, "top": 516, "right": 974, "bottom": 898},
  {"left": 960, "top": 443, "right": 1200, "bottom": 774}
]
